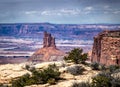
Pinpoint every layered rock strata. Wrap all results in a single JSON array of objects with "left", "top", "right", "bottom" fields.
[
  {"left": 91, "top": 30, "right": 120, "bottom": 66},
  {"left": 29, "top": 32, "right": 65, "bottom": 62}
]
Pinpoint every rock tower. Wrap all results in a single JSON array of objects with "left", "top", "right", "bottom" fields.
[
  {"left": 91, "top": 30, "right": 120, "bottom": 66},
  {"left": 43, "top": 31, "right": 56, "bottom": 48},
  {"left": 28, "top": 31, "right": 65, "bottom": 62}
]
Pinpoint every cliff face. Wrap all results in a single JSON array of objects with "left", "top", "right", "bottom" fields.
[
  {"left": 91, "top": 30, "right": 120, "bottom": 66},
  {"left": 28, "top": 32, "right": 65, "bottom": 62}
]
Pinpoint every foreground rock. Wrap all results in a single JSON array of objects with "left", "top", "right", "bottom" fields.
[
  {"left": 0, "top": 61, "right": 99, "bottom": 87},
  {"left": 0, "top": 63, "right": 31, "bottom": 84}
]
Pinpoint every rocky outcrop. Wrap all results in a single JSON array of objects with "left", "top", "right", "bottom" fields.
[
  {"left": 28, "top": 32, "right": 65, "bottom": 62},
  {"left": 91, "top": 30, "right": 120, "bottom": 66},
  {"left": 43, "top": 31, "right": 56, "bottom": 48}
]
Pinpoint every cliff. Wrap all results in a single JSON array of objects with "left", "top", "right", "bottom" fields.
[
  {"left": 91, "top": 30, "right": 120, "bottom": 66},
  {"left": 28, "top": 32, "right": 65, "bottom": 62}
]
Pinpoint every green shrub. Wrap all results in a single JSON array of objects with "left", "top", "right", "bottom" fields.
[
  {"left": 91, "top": 62, "right": 99, "bottom": 70},
  {"left": 91, "top": 75, "right": 111, "bottom": 87},
  {"left": 67, "top": 65, "right": 85, "bottom": 75},
  {"left": 99, "top": 64, "right": 104, "bottom": 70},
  {"left": 11, "top": 73, "right": 31, "bottom": 87},
  {"left": 11, "top": 64, "right": 61, "bottom": 86},
  {"left": 47, "top": 78, "right": 56, "bottom": 85},
  {"left": 71, "top": 82, "right": 90, "bottom": 87},
  {"left": 64, "top": 48, "right": 88, "bottom": 64},
  {"left": 108, "top": 65, "right": 120, "bottom": 73},
  {"left": 111, "top": 69, "right": 120, "bottom": 87}
]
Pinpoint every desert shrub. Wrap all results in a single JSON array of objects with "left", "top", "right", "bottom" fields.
[
  {"left": 98, "top": 64, "right": 106, "bottom": 71},
  {"left": 64, "top": 48, "right": 88, "bottom": 64},
  {"left": 91, "top": 70, "right": 120, "bottom": 87},
  {"left": 11, "top": 64, "right": 61, "bottom": 86},
  {"left": 67, "top": 65, "right": 85, "bottom": 75},
  {"left": 11, "top": 73, "right": 31, "bottom": 87},
  {"left": 91, "top": 74, "right": 111, "bottom": 87},
  {"left": 24, "top": 64, "right": 35, "bottom": 71},
  {"left": 108, "top": 65, "right": 120, "bottom": 73},
  {"left": 90, "top": 62, "right": 106, "bottom": 70},
  {"left": 71, "top": 82, "right": 90, "bottom": 87},
  {"left": 90, "top": 62, "right": 100, "bottom": 70},
  {"left": 47, "top": 78, "right": 56, "bottom": 85},
  {"left": 111, "top": 69, "right": 120, "bottom": 87}
]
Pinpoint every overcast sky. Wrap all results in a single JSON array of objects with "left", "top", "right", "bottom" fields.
[{"left": 0, "top": 0, "right": 120, "bottom": 24}]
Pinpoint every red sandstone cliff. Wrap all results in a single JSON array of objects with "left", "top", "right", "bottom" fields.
[{"left": 91, "top": 30, "right": 120, "bottom": 66}]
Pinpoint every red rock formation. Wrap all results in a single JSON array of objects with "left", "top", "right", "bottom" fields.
[
  {"left": 43, "top": 31, "right": 56, "bottom": 48},
  {"left": 91, "top": 30, "right": 120, "bottom": 66},
  {"left": 28, "top": 31, "right": 65, "bottom": 62}
]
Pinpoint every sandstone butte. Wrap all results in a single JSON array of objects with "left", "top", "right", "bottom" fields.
[
  {"left": 91, "top": 30, "right": 120, "bottom": 66},
  {"left": 28, "top": 31, "right": 65, "bottom": 62}
]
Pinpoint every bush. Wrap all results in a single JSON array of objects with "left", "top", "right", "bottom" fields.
[
  {"left": 91, "top": 73, "right": 112, "bottom": 87},
  {"left": 11, "top": 64, "right": 61, "bottom": 86},
  {"left": 111, "top": 69, "right": 120, "bottom": 87},
  {"left": 90, "top": 62, "right": 99, "bottom": 70},
  {"left": 67, "top": 65, "right": 85, "bottom": 75},
  {"left": 108, "top": 65, "right": 120, "bottom": 73},
  {"left": 11, "top": 73, "right": 31, "bottom": 87},
  {"left": 64, "top": 48, "right": 88, "bottom": 64},
  {"left": 47, "top": 78, "right": 56, "bottom": 85},
  {"left": 91, "top": 71, "right": 120, "bottom": 87},
  {"left": 71, "top": 82, "right": 90, "bottom": 87}
]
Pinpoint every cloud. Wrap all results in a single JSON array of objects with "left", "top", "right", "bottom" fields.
[
  {"left": 25, "top": 9, "right": 81, "bottom": 16},
  {"left": 25, "top": 11, "right": 39, "bottom": 15},
  {"left": 83, "top": 6, "right": 94, "bottom": 14},
  {"left": 113, "top": 11, "right": 120, "bottom": 14},
  {"left": 84, "top": 6, "right": 94, "bottom": 11}
]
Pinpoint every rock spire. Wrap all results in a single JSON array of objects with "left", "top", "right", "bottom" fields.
[{"left": 43, "top": 31, "right": 56, "bottom": 48}]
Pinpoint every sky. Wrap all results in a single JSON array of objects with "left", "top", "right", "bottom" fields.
[{"left": 0, "top": 0, "right": 120, "bottom": 24}]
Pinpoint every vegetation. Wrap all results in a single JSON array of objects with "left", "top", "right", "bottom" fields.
[
  {"left": 71, "top": 82, "right": 90, "bottom": 87},
  {"left": 91, "top": 68, "right": 120, "bottom": 87},
  {"left": 64, "top": 48, "right": 88, "bottom": 64},
  {"left": 11, "top": 64, "right": 61, "bottom": 87},
  {"left": 67, "top": 65, "right": 85, "bottom": 75},
  {"left": 90, "top": 62, "right": 106, "bottom": 70},
  {"left": 107, "top": 65, "right": 120, "bottom": 73},
  {"left": 91, "top": 73, "right": 112, "bottom": 87}
]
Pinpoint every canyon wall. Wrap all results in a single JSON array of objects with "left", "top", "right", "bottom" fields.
[{"left": 92, "top": 30, "right": 120, "bottom": 66}]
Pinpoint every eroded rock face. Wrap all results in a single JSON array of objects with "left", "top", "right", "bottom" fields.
[
  {"left": 43, "top": 31, "right": 56, "bottom": 48},
  {"left": 91, "top": 30, "right": 120, "bottom": 66},
  {"left": 29, "top": 32, "right": 65, "bottom": 62}
]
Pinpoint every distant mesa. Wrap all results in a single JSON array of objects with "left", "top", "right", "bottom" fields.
[
  {"left": 28, "top": 31, "right": 65, "bottom": 62},
  {"left": 91, "top": 30, "right": 120, "bottom": 66}
]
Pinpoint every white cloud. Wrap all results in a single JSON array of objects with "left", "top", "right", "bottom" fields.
[
  {"left": 25, "top": 11, "right": 39, "bottom": 15},
  {"left": 41, "top": 9, "right": 81, "bottom": 16},
  {"left": 113, "top": 11, "right": 120, "bottom": 14},
  {"left": 84, "top": 6, "right": 93, "bottom": 11},
  {"left": 83, "top": 6, "right": 94, "bottom": 14}
]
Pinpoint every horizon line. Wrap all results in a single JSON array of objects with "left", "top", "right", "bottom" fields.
[{"left": 0, "top": 22, "right": 120, "bottom": 25}]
